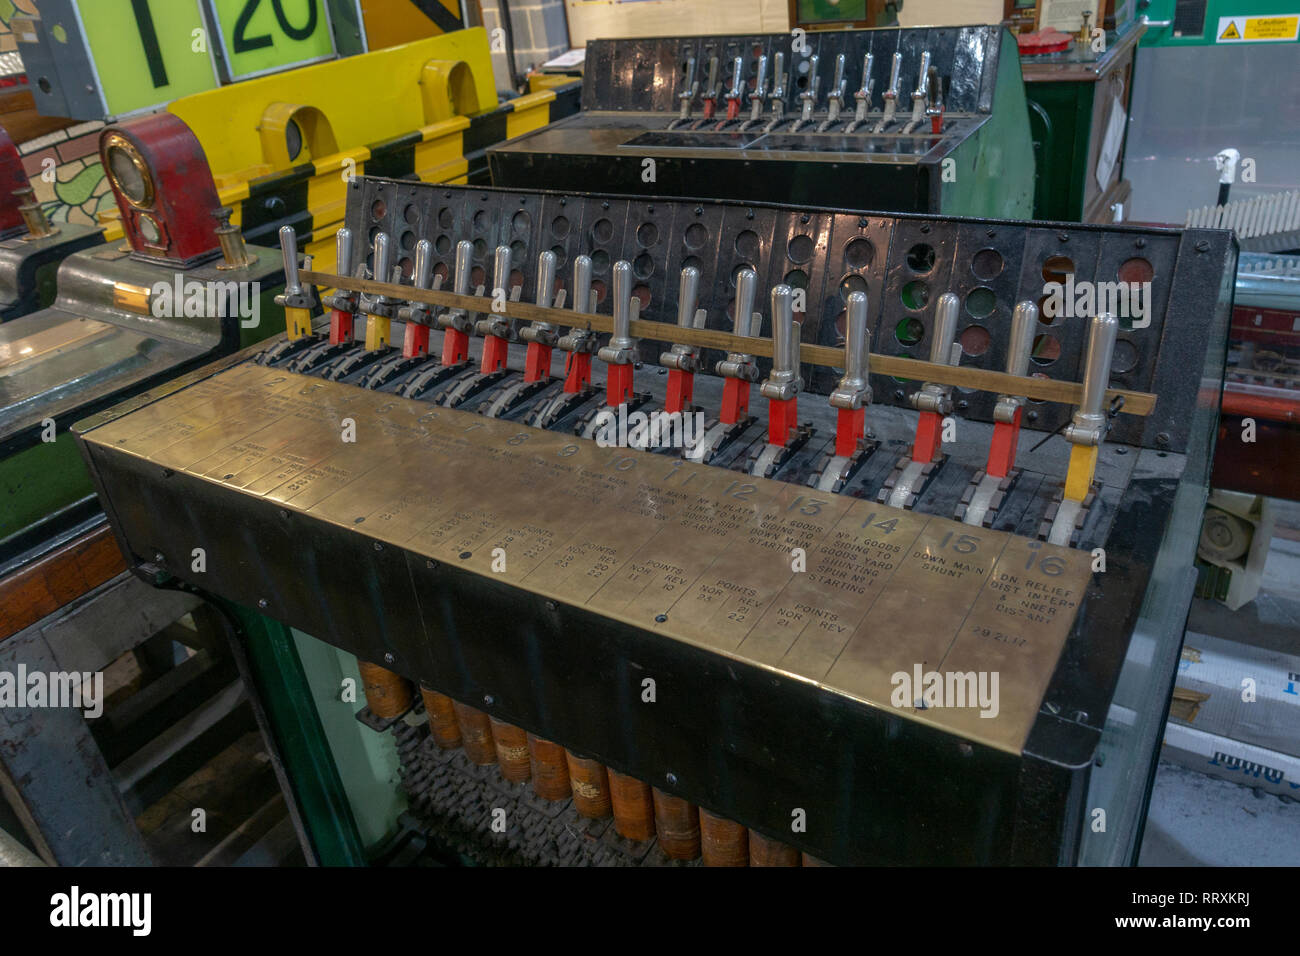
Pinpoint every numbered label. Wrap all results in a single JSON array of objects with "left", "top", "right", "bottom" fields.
[
  {"left": 80, "top": 0, "right": 218, "bottom": 115},
  {"left": 210, "top": 0, "right": 335, "bottom": 81}
]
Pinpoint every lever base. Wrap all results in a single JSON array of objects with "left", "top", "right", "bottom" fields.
[
  {"left": 606, "top": 363, "right": 635, "bottom": 407},
  {"left": 665, "top": 369, "right": 695, "bottom": 414},
  {"left": 564, "top": 352, "right": 593, "bottom": 393},
  {"left": 403, "top": 322, "right": 431, "bottom": 359},
  {"left": 524, "top": 343, "right": 553, "bottom": 383},
  {"left": 442, "top": 328, "right": 471, "bottom": 366},
  {"left": 1064, "top": 443, "right": 1100, "bottom": 502},
  {"left": 720, "top": 378, "right": 750, "bottom": 426},
  {"left": 329, "top": 309, "right": 354, "bottom": 345},
  {"left": 364, "top": 314, "right": 392, "bottom": 351},
  {"left": 481, "top": 335, "right": 510, "bottom": 374},
  {"left": 911, "top": 410, "right": 945, "bottom": 464},
  {"left": 834, "top": 407, "right": 867, "bottom": 458},
  {"left": 767, "top": 396, "right": 799, "bottom": 447},
  {"left": 986, "top": 409, "right": 1022, "bottom": 478},
  {"left": 285, "top": 307, "right": 314, "bottom": 341}
]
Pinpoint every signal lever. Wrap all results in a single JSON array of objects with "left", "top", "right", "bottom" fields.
[
  {"left": 815, "top": 290, "right": 875, "bottom": 493},
  {"left": 882, "top": 291, "right": 960, "bottom": 509}
]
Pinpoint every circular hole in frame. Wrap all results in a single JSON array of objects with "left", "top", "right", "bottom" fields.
[
  {"left": 844, "top": 237, "right": 874, "bottom": 270},
  {"left": 901, "top": 280, "right": 929, "bottom": 311},
  {"left": 965, "top": 287, "right": 996, "bottom": 319},
  {"left": 906, "top": 243, "right": 936, "bottom": 273},
  {"left": 896, "top": 316, "right": 924, "bottom": 347},
  {"left": 787, "top": 234, "right": 814, "bottom": 263},
  {"left": 840, "top": 274, "right": 868, "bottom": 301},
  {"left": 971, "top": 248, "right": 1003, "bottom": 280},
  {"left": 959, "top": 325, "right": 991, "bottom": 357},
  {"left": 1031, "top": 333, "right": 1061, "bottom": 366},
  {"left": 735, "top": 229, "right": 760, "bottom": 260},
  {"left": 1111, "top": 339, "right": 1139, "bottom": 375},
  {"left": 1041, "top": 255, "right": 1075, "bottom": 285}
]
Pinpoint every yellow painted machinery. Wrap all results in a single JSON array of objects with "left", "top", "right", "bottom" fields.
[{"left": 91, "top": 29, "right": 579, "bottom": 262}]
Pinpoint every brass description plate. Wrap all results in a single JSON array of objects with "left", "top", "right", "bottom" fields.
[{"left": 84, "top": 364, "right": 1094, "bottom": 754}]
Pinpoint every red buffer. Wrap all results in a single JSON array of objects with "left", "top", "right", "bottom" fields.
[
  {"left": 835, "top": 407, "right": 867, "bottom": 458},
  {"left": 606, "top": 363, "right": 635, "bottom": 407},
  {"left": 986, "top": 407, "right": 1022, "bottom": 478},
  {"left": 720, "top": 377, "right": 750, "bottom": 425},
  {"left": 403, "top": 320, "right": 430, "bottom": 358},
  {"left": 911, "top": 410, "right": 945, "bottom": 464},
  {"left": 666, "top": 369, "right": 694, "bottom": 414},
  {"left": 564, "top": 351, "right": 592, "bottom": 392},
  {"left": 524, "top": 342, "right": 552, "bottom": 382},
  {"left": 481, "top": 333, "right": 509, "bottom": 374},
  {"left": 330, "top": 309, "right": 355, "bottom": 345}
]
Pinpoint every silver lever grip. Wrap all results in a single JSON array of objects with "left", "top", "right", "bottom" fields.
[
  {"left": 830, "top": 290, "right": 872, "bottom": 410},
  {"left": 1065, "top": 312, "right": 1119, "bottom": 445}
]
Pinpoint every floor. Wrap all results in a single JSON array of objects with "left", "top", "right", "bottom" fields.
[{"left": 1138, "top": 498, "right": 1300, "bottom": 866}]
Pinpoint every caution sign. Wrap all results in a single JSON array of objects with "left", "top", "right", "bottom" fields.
[{"left": 1217, "top": 15, "right": 1300, "bottom": 42}]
